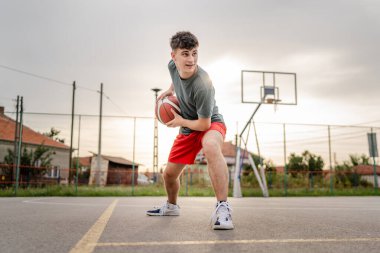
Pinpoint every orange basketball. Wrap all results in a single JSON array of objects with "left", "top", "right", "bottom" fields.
[{"left": 155, "top": 96, "right": 181, "bottom": 124}]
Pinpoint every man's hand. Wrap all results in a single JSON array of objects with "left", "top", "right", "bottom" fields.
[
  {"left": 166, "top": 109, "right": 183, "bottom": 128},
  {"left": 157, "top": 83, "right": 174, "bottom": 101}
]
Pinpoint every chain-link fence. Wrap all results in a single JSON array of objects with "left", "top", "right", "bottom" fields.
[{"left": 0, "top": 111, "right": 379, "bottom": 196}]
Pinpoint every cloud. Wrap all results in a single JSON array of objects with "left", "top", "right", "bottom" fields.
[{"left": 1, "top": 0, "right": 380, "bottom": 167}]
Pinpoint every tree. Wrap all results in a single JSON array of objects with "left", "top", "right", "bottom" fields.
[
  {"left": 287, "top": 153, "right": 307, "bottom": 177},
  {"left": 334, "top": 162, "right": 349, "bottom": 187},
  {"left": 349, "top": 154, "right": 370, "bottom": 166},
  {"left": 43, "top": 127, "right": 65, "bottom": 143},
  {"left": 3, "top": 145, "right": 53, "bottom": 185},
  {"left": 241, "top": 153, "right": 271, "bottom": 187},
  {"left": 264, "top": 159, "right": 276, "bottom": 188},
  {"left": 242, "top": 153, "right": 264, "bottom": 176},
  {"left": 335, "top": 154, "right": 371, "bottom": 188},
  {"left": 303, "top": 150, "right": 324, "bottom": 174},
  {"left": 287, "top": 151, "right": 324, "bottom": 178}
]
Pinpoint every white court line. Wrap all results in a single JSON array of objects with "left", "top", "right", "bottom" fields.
[
  {"left": 230, "top": 207, "right": 380, "bottom": 211},
  {"left": 22, "top": 199, "right": 380, "bottom": 211},
  {"left": 69, "top": 199, "right": 118, "bottom": 253},
  {"left": 93, "top": 237, "right": 380, "bottom": 247},
  {"left": 22, "top": 198, "right": 53, "bottom": 203},
  {"left": 22, "top": 198, "right": 108, "bottom": 207}
]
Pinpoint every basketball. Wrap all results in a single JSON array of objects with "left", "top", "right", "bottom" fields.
[{"left": 155, "top": 96, "right": 181, "bottom": 124}]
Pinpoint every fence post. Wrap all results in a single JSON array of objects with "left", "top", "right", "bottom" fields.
[
  {"left": 185, "top": 166, "right": 188, "bottom": 196},
  {"left": 283, "top": 124, "right": 288, "bottom": 196},
  {"left": 75, "top": 151, "right": 79, "bottom": 195},
  {"left": 374, "top": 157, "right": 378, "bottom": 192},
  {"left": 369, "top": 128, "right": 378, "bottom": 192},
  {"left": 310, "top": 172, "right": 314, "bottom": 190},
  {"left": 190, "top": 166, "right": 193, "bottom": 186},
  {"left": 268, "top": 170, "right": 272, "bottom": 189},
  {"left": 328, "top": 125, "right": 334, "bottom": 194},
  {"left": 132, "top": 117, "right": 136, "bottom": 196}
]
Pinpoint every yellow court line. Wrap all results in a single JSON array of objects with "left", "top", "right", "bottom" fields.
[
  {"left": 69, "top": 199, "right": 118, "bottom": 253},
  {"left": 93, "top": 237, "right": 380, "bottom": 247}
]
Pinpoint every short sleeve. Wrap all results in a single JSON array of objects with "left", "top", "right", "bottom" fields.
[
  {"left": 168, "top": 60, "right": 176, "bottom": 81},
  {"left": 195, "top": 84, "right": 215, "bottom": 118}
]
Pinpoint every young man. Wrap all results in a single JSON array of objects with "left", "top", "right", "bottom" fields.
[{"left": 146, "top": 31, "right": 234, "bottom": 230}]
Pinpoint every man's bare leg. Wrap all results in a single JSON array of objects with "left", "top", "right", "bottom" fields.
[
  {"left": 202, "top": 130, "right": 233, "bottom": 229},
  {"left": 202, "top": 130, "right": 229, "bottom": 201},
  {"left": 163, "top": 162, "right": 185, "bottom": 205}
]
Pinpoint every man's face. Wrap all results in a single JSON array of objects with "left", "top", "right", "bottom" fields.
[{"left": 171, "top": 47, "right": 198, "bottom": 77}]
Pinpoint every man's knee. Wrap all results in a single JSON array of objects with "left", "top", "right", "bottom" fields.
[
  {"left": 163, "top": 170, "right": 175, "bottom": 181},
  {"left": 163, "top": 163, "right": 184, "bottom": 181},
  {"left": 203, "top": 139, "right": 221, "bottom": 158}
]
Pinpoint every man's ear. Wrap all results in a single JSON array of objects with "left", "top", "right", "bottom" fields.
[{"left": 171, "top": 50, "right": 176, "bottom": 61}]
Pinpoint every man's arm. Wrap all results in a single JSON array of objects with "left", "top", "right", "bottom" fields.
[{"left": 166, "top": 109, "right": 211, "bottom": 131}]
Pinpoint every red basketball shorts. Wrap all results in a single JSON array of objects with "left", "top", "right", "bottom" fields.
[{"left": 168, "top": 122, "right": 227, "bottom": 165}]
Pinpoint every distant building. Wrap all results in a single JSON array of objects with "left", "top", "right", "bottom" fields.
[
  {"left": 86, "top": 154, "right": 140, "bottom": 186},
  {"left": 353, "top": 165, "right": 380, "bottom": 188},
  {"left": 190, "top": 141, "right": 253, "bottom": 184},
  {"left": 196, "top": 141, "right": 252, "bottom": 166},
  {"left": 0, "top": 106, "right": 70, "bottom": 184}
]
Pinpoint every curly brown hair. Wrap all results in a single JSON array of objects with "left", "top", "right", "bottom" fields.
[{"left": 170, "top": 31, "right": 199, "bottom": 50}]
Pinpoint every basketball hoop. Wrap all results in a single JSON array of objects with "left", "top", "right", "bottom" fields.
[
  {"left": 266, "top": 98, "right": 281, "bottom": 112},
  {"left": 238, "top": 70, "right": 297, "bottom": 198}
]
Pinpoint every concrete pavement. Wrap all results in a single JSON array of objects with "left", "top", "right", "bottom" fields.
[{"left": 1, "top": 197, "right": 379, "bottom": 253}]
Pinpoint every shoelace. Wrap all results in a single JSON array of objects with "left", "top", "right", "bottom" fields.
[
  {"left": 152, "top": 203, "right": 169, "bottom": 215},
  {"left": 209, "top": 202, "right": 232, "bottom": 225},
  {"left": 153, "top": 202, "right": 178, "bottom": 215}
]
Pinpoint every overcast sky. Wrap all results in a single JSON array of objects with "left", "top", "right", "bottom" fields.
[{"left": 1, "top": 0, "right": 379, "bottom": 167}]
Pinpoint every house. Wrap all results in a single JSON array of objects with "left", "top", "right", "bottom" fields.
[
  {"left": 144, "top": 141, "right": 255, "bottom": 186},
  {"left": 71, "top": 156, "right": 92, "bottom": 184},
  {"left": 0, "top": 106, "right": 70, "bottom": 184},
  {"left": 87, "top": 154, "right": 140, "bottom": 186},
  {"left": 353, "top": 165, "right": 380, "bottom": 188},
  {"left": 190, "top": 141, "right": 254, "bottom": 184},
  {"left": 196, "top": 141, "right": 253, "bottom": 166},
  {"left": 275, "top": 166, "right": 285, "bottom": 174}
]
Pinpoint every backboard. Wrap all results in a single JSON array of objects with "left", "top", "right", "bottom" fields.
[{"left": 241, "top": 70, "right": 297, "bottom": 105}]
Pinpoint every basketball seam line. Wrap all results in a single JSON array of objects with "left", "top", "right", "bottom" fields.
[
  {"left": 159, "top": 97, "right": 181, "bottom": 124},
  {"left": 156, "top": 100, "right": 164, "bottom": 124},
  {"left": 165, "top": 100, "right": 181, "bottom": 113}
]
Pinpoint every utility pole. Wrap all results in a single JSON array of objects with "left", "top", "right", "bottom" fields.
[
  {"left": 75, "top": 115, "right": 82, "bottom": 193},
  {"left": 96, "top": 83, "right": 104, "bottom": 186},
  {"left": 151, "top": 88, "right": 161, "bottom": 183},
  {"left": 69, "top": 81, "right": 76, "bottom": 183},
  {"left": 15, "top": 96, "right": 23, "bottom": 195},
  {"left": 13, "top": 96, "right": 20, "bottom": 183}
]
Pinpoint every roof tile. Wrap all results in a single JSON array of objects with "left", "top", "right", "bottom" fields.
[{"left": 0, "top": 113, "right": 69, "bottom": 149}]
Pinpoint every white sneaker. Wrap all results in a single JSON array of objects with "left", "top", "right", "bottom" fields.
[
  {"left": 146, "top": 202, "right": 180, "bottom": 216},
  {"left": 210, "top": 201, "right": 234, "bottom": 230}
]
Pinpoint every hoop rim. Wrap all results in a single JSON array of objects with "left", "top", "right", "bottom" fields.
[{"left": 265, "top": 98, "right": 282, "bottom": 104}]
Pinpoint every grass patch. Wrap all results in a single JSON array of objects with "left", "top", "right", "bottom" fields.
[
  {"left": 247, "top": 187, "right": 380, "bottom": 197},
  {"left": 0, "top": 184, "right": 379, "bottom": 197},
  {"left": 0, "top": 184, "right": 167, "bottom": 197}
]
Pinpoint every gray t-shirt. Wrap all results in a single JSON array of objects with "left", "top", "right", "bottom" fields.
[{"left": 168, "top": 60, "right": 224, "bottom": 135}]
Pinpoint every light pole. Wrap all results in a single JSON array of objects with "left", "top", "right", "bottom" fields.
[{"left": 151, "top": 88, "right": 161, "bottom": 183}]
